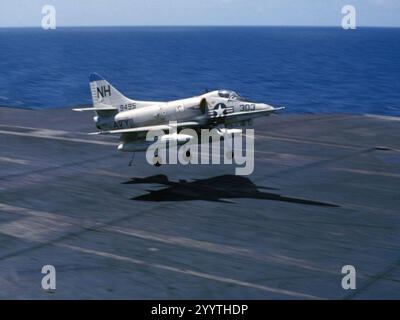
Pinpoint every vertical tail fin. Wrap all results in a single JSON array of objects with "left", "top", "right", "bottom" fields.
[{"left": 89, "top": 73, "right": 136, "bottom": 111}]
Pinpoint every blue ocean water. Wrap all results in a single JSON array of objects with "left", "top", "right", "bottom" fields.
[{"left": 0, "top": 27, "right": 399, "bottom": 115}]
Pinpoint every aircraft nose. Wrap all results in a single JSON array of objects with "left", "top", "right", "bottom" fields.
[
  {"left": 258, "top": 103, "right": 274, "bottom": 111},
  {"left": 261, "top": 103, "right": 285, "bottom": 112}
]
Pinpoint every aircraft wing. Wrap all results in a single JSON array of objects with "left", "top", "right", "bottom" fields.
[
  {"left": 90, "top": 121, "right": 200, "bottom": 135},
  {"left": 220, "top": 106, "right": 284, "bottom": 124},
  {"left": 225, "top": 107, "right": 285, "bottom": 119}
]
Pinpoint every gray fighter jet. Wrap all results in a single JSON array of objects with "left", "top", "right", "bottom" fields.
[{"left": 74, "top": 73, "right": 284, "bottom": 165}]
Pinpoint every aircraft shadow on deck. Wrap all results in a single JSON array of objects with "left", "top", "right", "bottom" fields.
[{"left": 122, "top": 174, "right": 338, "bottom": 207}]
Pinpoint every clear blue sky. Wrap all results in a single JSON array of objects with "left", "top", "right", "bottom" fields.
[{"left": 1, "top": 0, "right": 399, "bottom": 27}]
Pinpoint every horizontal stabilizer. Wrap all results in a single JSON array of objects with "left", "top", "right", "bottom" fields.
[{"left": 73, "top": 104, "right": 118, "bottom": 112}]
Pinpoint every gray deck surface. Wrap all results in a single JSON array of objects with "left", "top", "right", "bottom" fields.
[{"left": 0, "top": 106, "right": 399, "bottom": 299}]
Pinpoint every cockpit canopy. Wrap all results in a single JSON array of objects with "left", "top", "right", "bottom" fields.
[{"left": 217, "top": 90, "right": 244, "bottom": 101}]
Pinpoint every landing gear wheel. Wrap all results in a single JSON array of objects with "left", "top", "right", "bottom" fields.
[
  {"left": 153, "top": 156, "right": 162, "bottom": 167},
  {"left": 183, "top": 149, "right": 192, "bottom": 162}
]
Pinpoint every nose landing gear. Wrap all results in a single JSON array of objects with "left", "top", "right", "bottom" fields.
[{"left": 128, "top": 152, "right": 136, "bottom": 166}]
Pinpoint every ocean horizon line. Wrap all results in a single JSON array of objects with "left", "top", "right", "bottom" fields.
[{"left": 1, "top": 25, "right": 400, "bottom": 29}]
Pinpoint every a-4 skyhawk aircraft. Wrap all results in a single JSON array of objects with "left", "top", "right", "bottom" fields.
[{"left": 74, "top": 73, "right": 284, "bottom": 166}]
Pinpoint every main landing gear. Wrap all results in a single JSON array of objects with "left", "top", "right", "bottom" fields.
[
  {"left": 128, "top": 151, "right": 163, "bottom": 167},
  {"left": 152, "top": 149, "right": 191, "bottom": 167},
  {"left": 153, "top": 152, "right": 162, "bottom": 167},
  {"left": 128, "top": 149, "right": 226, "bottom": 167},
  {"left": 128, "top": 152, "right": 136, "bottom": 166},
  {"left": 184, "top": 149, "right": 191, "bottom": 161}
]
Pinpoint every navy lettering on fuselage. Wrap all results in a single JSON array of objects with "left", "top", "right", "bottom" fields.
[
  {"left": 114, "top": 119, "right": 134, "bottom": 129},
  {"left": 97, "top": 85, "right": 111, "bottom": 98}
]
